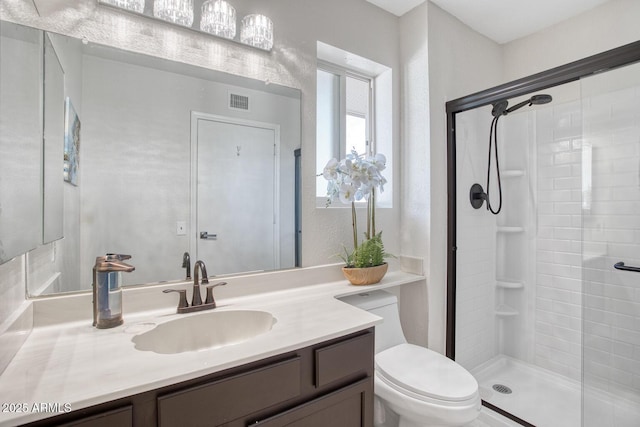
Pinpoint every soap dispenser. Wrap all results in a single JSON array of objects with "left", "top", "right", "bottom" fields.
[{"left": 92, "top": 253, "right": 135, "bottom": 329}]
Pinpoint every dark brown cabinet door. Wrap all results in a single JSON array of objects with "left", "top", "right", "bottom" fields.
[{"left": 251, "top": 378, "right": 372, "bottom": 427}]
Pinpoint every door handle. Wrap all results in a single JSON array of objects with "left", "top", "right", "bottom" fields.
[
  {"left": 614, "top": 262, "right": 640, "bottom": 273},
  {"left": 200, "top": 231, "right": 217, "bottom": 240}
]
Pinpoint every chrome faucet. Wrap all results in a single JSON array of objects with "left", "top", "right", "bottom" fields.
[
  {"left": 182, "top": 252, "right": 191, "bottom": 280},
  {"left": 163, "top": 259, "right": 226, "bottom": 314}
]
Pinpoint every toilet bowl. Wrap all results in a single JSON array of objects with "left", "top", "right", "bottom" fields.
[{"left": 340, "top": 291, "right": 481, "bottom": 427}]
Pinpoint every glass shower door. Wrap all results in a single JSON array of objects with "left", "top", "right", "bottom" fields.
[{"left": 580, "top": 60, "right": 640, "bottom": 427}]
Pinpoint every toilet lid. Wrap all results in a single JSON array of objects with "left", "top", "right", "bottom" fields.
[{"left": 375, "top": 344, "right": 478, "bottom": 402}]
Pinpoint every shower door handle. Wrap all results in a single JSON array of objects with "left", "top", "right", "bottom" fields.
[{"left": 614, "top": 262, "right": 640, "bottom": 272}]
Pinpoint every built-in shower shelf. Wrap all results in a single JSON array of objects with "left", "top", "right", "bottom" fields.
[
  {"left": 495, "top": 305, "right": 519, "bottom": 317},
  {"left": 497, "top": 226, "right": 524, "bottom": 233},
  {"left": 502, "top": 170, "right": 525, "bottom": 178},
  {"left": 497, "top": 280, "right": 524, "bottom": 289}
]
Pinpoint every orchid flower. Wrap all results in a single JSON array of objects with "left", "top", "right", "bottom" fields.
[{"left": 321, "top": 150, "right": 388, "bottom": 254}]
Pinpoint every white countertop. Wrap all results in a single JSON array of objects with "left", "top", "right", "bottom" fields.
[{"left": 0, "top": 270, "right": 423, "bottom": 426}]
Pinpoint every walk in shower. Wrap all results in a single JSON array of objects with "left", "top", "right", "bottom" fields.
[{"left": 447, "top": 42, "right": 640, "bottom": 427}]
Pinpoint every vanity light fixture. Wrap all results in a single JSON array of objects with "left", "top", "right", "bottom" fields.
[
  {"left": 153, "top": 0, "right": 194, "bottom": 27},
  {"left": 101, "top": 0, "right": 145, "bottom": 13},
  {"left": 200, "top": 0, "right": 236, "bottom": 40},
  {"left": 99, "top": 0, "right": 274, "bottom": 51},
  {"left": 240, "top": 14, "right": 274, "bottom": 51}
]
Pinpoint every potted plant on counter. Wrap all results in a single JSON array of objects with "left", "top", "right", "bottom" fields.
[{"left": 321, "top": 149, "right": 392, "bottom": 285}]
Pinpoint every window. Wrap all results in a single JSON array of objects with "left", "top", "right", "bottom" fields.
[
  {"left": 316, "top": 66, "right": 372, "bottom": 200},
  {"left": 316, "top": 42, "right": 393, "bottom": 207},
  {"left": 315, "top": 65, "right": 375, "bottom": 200},
  {"left": 346, "top": 74, "right": 371, "bottom": 157}
]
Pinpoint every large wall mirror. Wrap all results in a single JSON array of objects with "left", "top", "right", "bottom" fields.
[{"left": 0, "top": 20, "right": 302, "bottom": 296}]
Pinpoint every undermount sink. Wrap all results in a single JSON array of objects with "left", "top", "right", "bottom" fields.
[{"left": 132, "top": 310, "right": 275, "bottom": 354}]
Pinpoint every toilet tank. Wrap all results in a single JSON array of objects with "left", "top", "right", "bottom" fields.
[{"left": 339, "top": 290, "right": 407, "bottom": 353}]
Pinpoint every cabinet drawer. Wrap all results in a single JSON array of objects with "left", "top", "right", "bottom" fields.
[
  {"left": 314, "top": 331, "right": 374, "bottom": 388},
  {"left": 158, "top": 357, "right": 301, "bottom": 427},
  {"left": 60, "top": 406, "right": 132, "bottom": 427}
]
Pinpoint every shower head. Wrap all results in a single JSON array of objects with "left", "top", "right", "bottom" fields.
[
  {"left": 530, "top": 94, "right": 553, "bottom": 104},
  {"left": 504, "top": 94, "right": 553, "bottom": 115},
  {"left": 491, "top": 94, "right": 553, "bottom": 117}
]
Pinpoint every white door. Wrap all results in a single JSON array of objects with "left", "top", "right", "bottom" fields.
[{"left": 193, "top": 113, "right": 279, "bottom": 275}]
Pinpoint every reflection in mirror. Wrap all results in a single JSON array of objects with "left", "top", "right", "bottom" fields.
[
  {"left": 0, "top": 21, "right": 43, "bottom": 264},
  {"left": 193, "top": 114, "right": 290, "bottom": 275},
  {"left": 0, "top": 21, "right": 302, "bottom": 296},
  {"left": 76, "top": 40, "right": 301, "bottom": 290}
]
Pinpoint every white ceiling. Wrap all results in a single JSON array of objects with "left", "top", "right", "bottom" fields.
[
  {"left": 365, "top": 0, "right": 427, "bottom": 16},
  {"left": 366, "top": 0, "right": 612, "bottom": 44}
]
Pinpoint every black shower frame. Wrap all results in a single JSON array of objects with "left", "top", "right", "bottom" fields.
[{"left": 445, "top": 40, "right": 640, "bottom": 426}]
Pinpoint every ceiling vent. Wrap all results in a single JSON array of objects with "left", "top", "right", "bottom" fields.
[{"left": 229, "top": 93, "right": 250, "bottom": 111}]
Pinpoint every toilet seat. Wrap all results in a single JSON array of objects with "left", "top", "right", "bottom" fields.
[{"left": 375, "top": 344, "right": 478, "bottom": 403}]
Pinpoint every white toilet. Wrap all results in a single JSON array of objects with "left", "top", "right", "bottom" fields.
[{"left": 340, "top": 290, "right": 481, "bottom": 427}]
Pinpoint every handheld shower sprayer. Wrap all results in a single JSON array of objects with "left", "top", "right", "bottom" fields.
[
  {"left": 491, "top": 94, "right": 552, "bottom": 117},
  {"left": 470, "top": 94, "right": 553, "bottom": 214}
]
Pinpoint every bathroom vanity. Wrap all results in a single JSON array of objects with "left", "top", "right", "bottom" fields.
[
  {"left": 0, "top": 269, "right": 424, "bottom": 427},
  {"left": 24, "top": 329, "right": 374, "bottom": 427}
]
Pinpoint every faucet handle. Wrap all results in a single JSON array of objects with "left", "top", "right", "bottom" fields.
[
  {"left": 163, "top": 289, "right": 189, "bottom": 311},
  {"left": 205, "top": 282, "right": 227, "bottom": 306}
]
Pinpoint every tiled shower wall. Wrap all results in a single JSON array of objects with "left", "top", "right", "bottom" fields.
[
  {"left": 529, "top": 67, "right": 640, "bottom": 399},
  {"left": 533, "top": 99, "right": 584, "bottom": 381},
  {"left": 455, "top": 98, "right": 587, "bottom": 376}
]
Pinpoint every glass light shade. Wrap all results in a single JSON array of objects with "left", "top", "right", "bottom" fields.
[
  {"left": 153, "top": 0, "right": 194, "bottom": 27},
  {"left": 240, "top": 14, "right": 273, "bottom": 51},
  {"left": 101, "top": 0, "right": 145, "bottom": 13},
  {"left": 200, "top": 0, "right": 236, "bottom": 39}
]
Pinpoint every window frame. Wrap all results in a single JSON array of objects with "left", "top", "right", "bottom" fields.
[
  {"left": 316, "top": 61, "right": 377, "bottom": 206},
  {"left": 317, "top": 60, "right": 376, "bottom": 159}
]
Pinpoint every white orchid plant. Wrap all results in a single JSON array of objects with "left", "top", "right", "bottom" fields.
[{"left": 321, "top": 149, "right": 392, "bottom": 268}]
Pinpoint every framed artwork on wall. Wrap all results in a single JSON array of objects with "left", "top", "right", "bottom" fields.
[{"left": 64, "top": 97, "right": 80, "bottom": 186}]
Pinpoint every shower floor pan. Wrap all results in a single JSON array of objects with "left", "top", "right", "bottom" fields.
[{"left": 472, "top": 355, "right": 640, "bottom": 427}]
